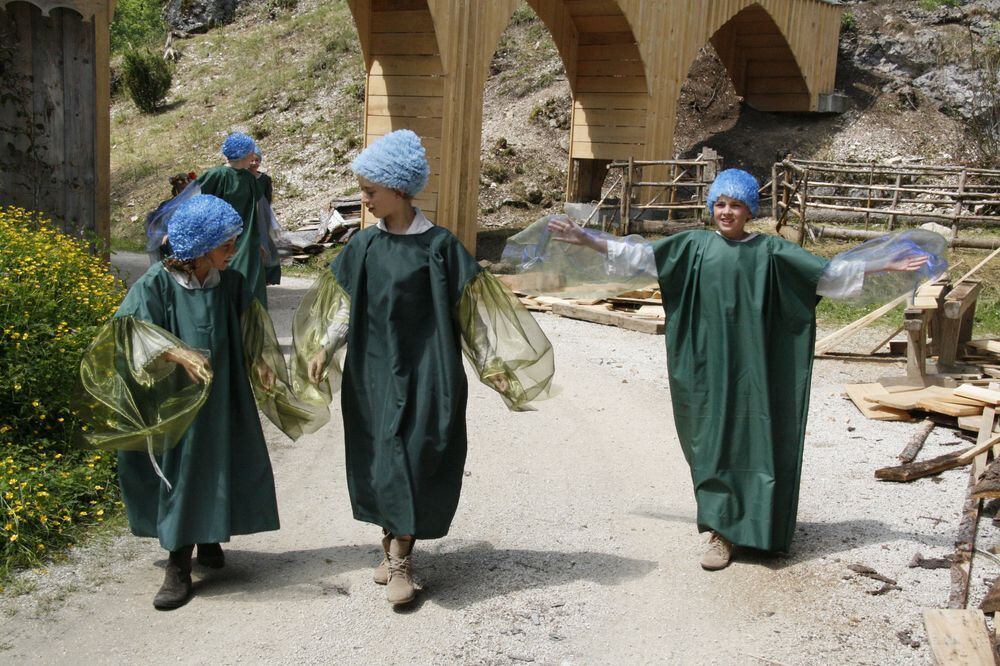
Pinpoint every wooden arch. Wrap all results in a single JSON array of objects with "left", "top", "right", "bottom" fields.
[{"left": 348, "top": 0, "right": 841, "bottom": 251}]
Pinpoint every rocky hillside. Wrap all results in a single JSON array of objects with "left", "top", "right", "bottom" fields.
[{"left": 110, "top": 0, "right": 999, "bottom": 247}]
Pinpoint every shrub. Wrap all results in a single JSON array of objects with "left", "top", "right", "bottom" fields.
[
  {"left": 122, "top": 49, "right": 173, "bottom": 113},
  {"left": 0, "top": 207, "right": 124, "bottom": 577},
  {"left": 110, "top": 0, "right": 167, "bottom": 55}
]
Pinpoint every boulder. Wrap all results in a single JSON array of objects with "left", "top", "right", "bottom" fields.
[{"left": 165, "top": 0, "right": 240, "bottom": 34}]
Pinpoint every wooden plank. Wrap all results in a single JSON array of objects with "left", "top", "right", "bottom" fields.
[
  {"left": 574, "top": 92, "right": 647, "bottom": 110},
  {"left": 551, "top": 302, "right": 663, "bottom": 335},
  {"left": 366, "top": 94, "right": 443, "bottom": 117},
  {"left": 573, "top": 15, "right": 632, "bottom": 33},
  {"left": 370, "top": 55, "right": 444, "bottom": 76},
  {"left": 365, "top": 114, "right": 442, "bottom": 138},
  {"left": 746, "top": 60, "right": 803, "bottom": 78},
  {"left": 576, "top": 59, "right": 646, "bottom": 77},
  {"left": 571, "top": 141, "right": 644, "bottom": 160},
  {"left": 372, "top": 0, "right": 426, "bottom": 10},
  {"left": 923, "top": 609, "right": 995, "bottom": 664},
  {"left": 572, "top": 108, "right": 647, "bottom": 128},
  {"left": 564, "top": 0, "right": 625, "bottom": 16},
  {"left": 955, "top": 385, "right": 1000, "bottom": 406},
  {"left": 844, "top": 384, "right": 914, "bottom": 422},
  {"left": 575, "top": 76, "right": 647, "bottom": 94},
  {"left": 577, "top": 43, "right": 642, "bottom": 61},
  {"left": 571, "top": 124, "right": 646, "bottom": 143},
  {"left": 577, "top": 31, "right": 635, "bottom": 46},
  {"left": 370, "top": 9, "right": 434, "bottom": 33},
  {"left": 916, "top": 398, "right": 983, "bottom": 418},
  {"left": 370, "top": 32, "right": 439, "bottom": 55},
  {"left": 968, "top": 340, "right": 1000, "bottom": 355},
  {"left": 367, "top": 74, "right": 444, "bottom": 97}
]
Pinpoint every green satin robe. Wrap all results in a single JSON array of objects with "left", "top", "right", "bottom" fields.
[
  {"left": 115, "top": 263, "right": 280, "bottom": 551},
  {"left": 197, "top": 166, "right": 268, "bottom": 308},
  {"left": 334, "top": 225, "right": 483, "bottom": 539},
  {"left": 653, "top": 231, "right": 827, "bottom": 553}
]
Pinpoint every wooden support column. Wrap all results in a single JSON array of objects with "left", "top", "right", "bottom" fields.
[{"left": 429, "top": 0, "right": 518, "bottom": 252}]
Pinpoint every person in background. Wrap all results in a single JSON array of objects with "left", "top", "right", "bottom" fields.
[
  {"left": 196, "top": 132, "right": 269, "bottom": 308},
  {"left": 249, "top": 148, "right": 281, "bottom": 286}
]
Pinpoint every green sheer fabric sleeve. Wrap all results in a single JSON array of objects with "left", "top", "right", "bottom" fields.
[
  {"left": 241, "top": 299, "right": 329, "bottom": 439},
  {"left": 75, "top": 316, "right": 211, "bottom": 454},
  {"left": 289, "top": 271, "right": 350, "bottom": 411},
  {"left": 458, "top": 271, "right": 555, "bottom": 412}
]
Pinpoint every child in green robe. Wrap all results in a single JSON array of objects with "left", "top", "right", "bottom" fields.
[
  {"left": 293, "top": 130, "right": 554, "bottom": 606},
  {"left": 102, "top": 195, "right": 283, "bottom": 609},
  {"left": 549, "top": 169, "right": 931, "bottom": 571},
  {"left": 196, "top": 132, "right": 269, "bottom": 308}
]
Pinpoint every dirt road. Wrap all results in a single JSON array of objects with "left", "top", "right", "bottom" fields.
[{"left": 0, "top": 254, "right": 965, "bottom": 664}]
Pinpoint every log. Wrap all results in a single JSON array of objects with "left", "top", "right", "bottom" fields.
[
  {"left": 875, "top": 447, "right": 974, "bottom": 482},
  {"left": 949, "top": 465, "right": 983, "bottom": 609},
  {"left": 979, "top": 575, "right": 1000, "bottom": 614},
  {"left": 813, "top": 226, "right": 1000, "bottom": 250},
  {"left": 971, "top": 459, "right": 1000, "bottom": 499},
  {"left": 898, "top": 419, "right": 935, "bottom": 463}
]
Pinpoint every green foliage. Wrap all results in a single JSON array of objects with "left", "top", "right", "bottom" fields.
[
  {"left": 510, "top": 4, "right": 537, "bottom": 26},
  {"left": 529, "top": 96, "right": 571, "bottom": 130},
  {"left": 122, "top": 49, "right": 174, "bottom": 113},
  {"left": 110, "top": 0, "right": 167, "bottom": 55},
  {"left": 840, "top": 11, "right": 856, "bottom": 32},
  {"left": 0, "top": 207, "right": 125, "bottom": 578}
]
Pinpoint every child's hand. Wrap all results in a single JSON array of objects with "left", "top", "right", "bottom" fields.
[
  {"left": 884, "top": 253, "right": 931, "bottom": 273},
  {"left": 307, "top": 349, "right": 328, "bottom": 385},
  {"left": 162, "top": 349, "right": 211, "bottom": 384},
  {"left": 547, "top": 216, "right": 608, "bottom": 254},
  {"left": 256, "top": 362, "right": 276, "bottom": 391}
]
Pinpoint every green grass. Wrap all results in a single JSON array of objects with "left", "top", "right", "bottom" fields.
[{"left": 110, "top": 0, "right": 363, "bottom": 248}]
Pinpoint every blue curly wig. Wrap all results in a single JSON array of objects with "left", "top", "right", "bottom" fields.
[
  {"left": 350, "top": 129, "right": 429, "bottom": 197},
  {"left": 707, "top": 169, "right": 761, "bottom": 217},
  {"left": 167, "top": 194, "right": 244, "bottom": 261},
  {"left": 221, "top": 132, "right": 258, "bottom": 161}
]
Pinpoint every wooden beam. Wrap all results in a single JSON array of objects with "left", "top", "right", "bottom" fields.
[{"left": 923, "top": 609, "right": 996, "bottom": 664}]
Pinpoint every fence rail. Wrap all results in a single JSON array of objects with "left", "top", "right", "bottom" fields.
[
  {"left": 772, "top": 158, "right": 1000, "bottom": 244},
  {"left": 596, "top": 151, "right": 723, "bottom": 235}
]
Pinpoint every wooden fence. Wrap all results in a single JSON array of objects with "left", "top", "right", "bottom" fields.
[
  {"left": 773, "top": 158, "right": 1000, "bottom": 244},
  {"left": 596, "top": 151, "right": 722, "bottom": 235}
]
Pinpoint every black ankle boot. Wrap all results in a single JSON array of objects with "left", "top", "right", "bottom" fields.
[
  {"left": 153, "top": 546, "right": 193, "bottom": 610},
  {"left": 196, "top": 542, "right": 225, "bottom": 569}
]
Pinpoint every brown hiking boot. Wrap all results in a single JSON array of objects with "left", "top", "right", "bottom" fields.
[
  {"left": 701, "top": 531, "right": 734, "bottom": 571},
  {"left": 196, "top": 542, "right": 225, "bottom": 569},
  {"left": 386, "top": 537, "right": 416, "bottom": 606},
  {"left": 153, "top": 546, "right": 193, "bottom": 610},
  {"left": 373, "top": 531, "right": 391, "bottom": 585}
]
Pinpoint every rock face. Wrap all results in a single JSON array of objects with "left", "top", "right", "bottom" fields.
[
  {"left": 165, "top": 0, "right": 240, "bottom": 34},
  {"left": 840, "top": 0, "right": 999, "bottom": 120}
]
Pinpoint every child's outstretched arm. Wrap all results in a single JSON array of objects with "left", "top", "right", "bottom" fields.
[
  {"left": 818, "top": 232, "right": 942, "bottom": 300},
  {"left": 547, "top": 216, "right": 657, "bottom": 279}
]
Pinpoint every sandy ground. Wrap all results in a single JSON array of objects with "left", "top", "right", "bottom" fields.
[{"left": 0, "top": 253, "right": 985, "bottom": 664}]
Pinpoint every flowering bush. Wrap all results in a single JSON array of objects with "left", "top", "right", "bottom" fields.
[{"left": 0, "top": 206, "right": 125, "bottom": 575}]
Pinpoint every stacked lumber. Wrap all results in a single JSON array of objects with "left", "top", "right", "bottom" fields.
[
  {"left": 497, "top": 280, "right": 666, "bottom": 335},
  {"left": 845, "top": 382, "right": 1000, "bottom": 425},
  {"left": 965, "top": 339, "right": 1000, "bottom": 379},
  {"left": 285, "top": 199, "right": 362, "bottom": 263}
]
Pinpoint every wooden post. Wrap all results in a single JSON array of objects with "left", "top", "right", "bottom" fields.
[
  {"left": 939, "top": 280, "right": 982, "bottom": 370},
  {"left": 904, "top": 307, "right": 933, "bottom": 385},
  {"left": 668, "top": 163, "right": 677, "bottom": 222},
  {"left": 771, "top": 161, "right": 779, "bottom": 221},
  {"left": 864, "top": 163, "right": 874, "bottom": 230},
  {"left": 797, "top": 168, "right": 809, "bottom": 245},
  {"left": 952, "top": 167, "right": 967, "bottom": 239},
  {"left": 622, "top": 156, "right": 634, "bottom": 235},
  {"left": 887, "top": 173, "right": 903, "bottom": 230}
]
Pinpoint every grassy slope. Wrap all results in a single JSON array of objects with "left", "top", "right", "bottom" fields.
[{"left": 111, "top": 0, "right": 364, "bottom": 250}]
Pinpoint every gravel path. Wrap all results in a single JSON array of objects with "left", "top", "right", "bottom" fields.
[{"left": 0, "top": 254, "right": 984, "bottom": 664}]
